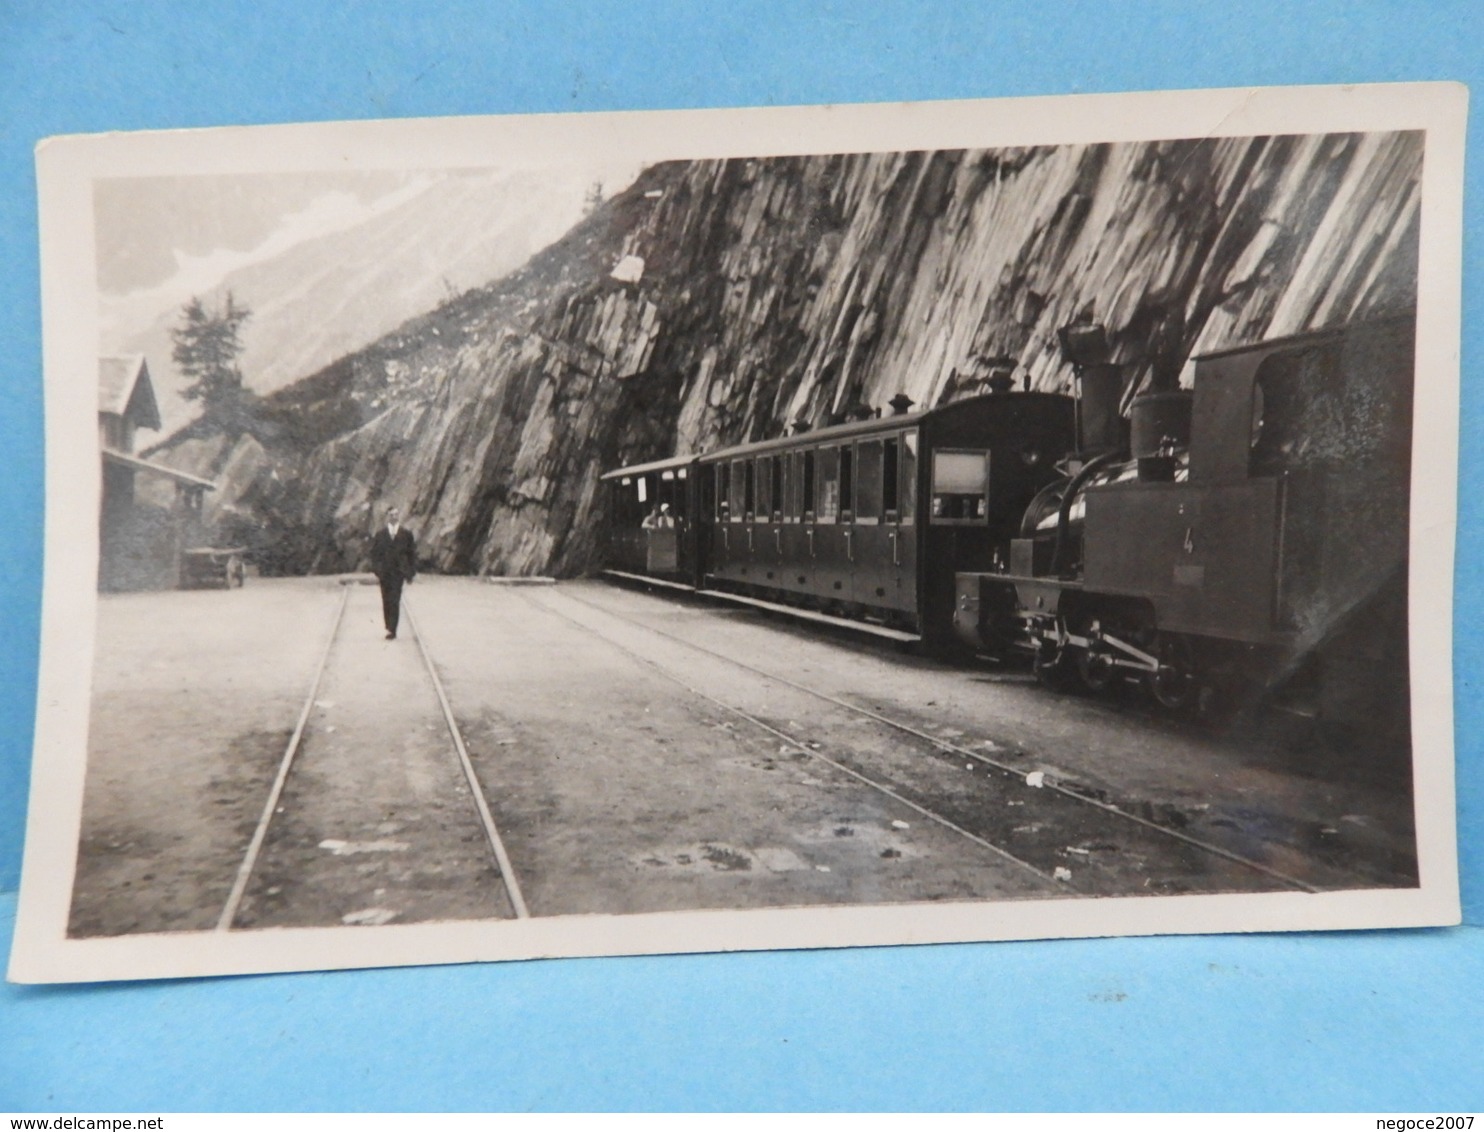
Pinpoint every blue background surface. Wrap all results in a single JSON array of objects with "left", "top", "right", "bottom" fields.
[{"left": 1, "top": 0, "right": 1479, "bottom": 1111}]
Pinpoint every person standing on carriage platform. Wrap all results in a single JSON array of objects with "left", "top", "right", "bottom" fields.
[{"left": 370, "top": 505, "right": 417, "bottom": 640}]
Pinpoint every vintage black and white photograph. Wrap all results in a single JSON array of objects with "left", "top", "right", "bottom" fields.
[{"left": 11, "top": 84, "right": 1463, "bottom": 983}]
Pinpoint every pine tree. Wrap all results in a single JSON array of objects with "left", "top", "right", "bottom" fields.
[{"left": 171, "top": 293, "right": 252, "bottom": 425}]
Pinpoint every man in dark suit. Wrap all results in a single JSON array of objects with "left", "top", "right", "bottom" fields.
[{"left": 369, "top": 506, "right": 416, "bottom": 639}]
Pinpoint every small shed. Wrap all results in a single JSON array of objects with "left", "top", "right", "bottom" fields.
[{"left": 98, "top": 356, "right": 217, "bottom": 591}]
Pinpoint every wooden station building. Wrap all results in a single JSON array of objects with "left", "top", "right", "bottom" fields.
[{"left": 98, "top": 355, "right": 217, "bottom": 591}]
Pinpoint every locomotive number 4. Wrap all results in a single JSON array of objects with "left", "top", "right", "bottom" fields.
[{"left": 1182, "top": 526, "right": 1195, "bottom": 555}]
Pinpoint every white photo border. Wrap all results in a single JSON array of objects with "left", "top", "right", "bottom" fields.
[{"left": 11, "top": 81, "right": 1466, "bottom": 984}]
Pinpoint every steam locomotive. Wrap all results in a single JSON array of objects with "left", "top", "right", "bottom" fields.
[
  {"left": 953, "top": 316, "right": 1413, "bottom": 731},
  {"left": 601, "top": 316, "right": 1414, "bottom": 733}
]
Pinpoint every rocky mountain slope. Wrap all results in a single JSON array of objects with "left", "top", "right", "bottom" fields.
[
  {"left": 112, "top": 170, "right": 595, "bottom": 434},
  {"left": 153, "top": 131, "right": 1423, "bottom": 577}
]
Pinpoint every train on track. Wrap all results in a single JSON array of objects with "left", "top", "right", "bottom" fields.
[{"left": 601, "top": 316, "right": 1415, "bottom": 736}]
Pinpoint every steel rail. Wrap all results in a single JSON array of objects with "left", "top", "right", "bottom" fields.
[
  {"left": 518, "top": 588, "right": 1063, "bottom": 890},
  {"left": 404, "top": 596, "right": 530, "bottom": 919},
  {"left": 565, "top": 583, "right": 1322, "bottom": 895},
  {"left": 216, "top": 584, "right": 350, "bottom": 932}
]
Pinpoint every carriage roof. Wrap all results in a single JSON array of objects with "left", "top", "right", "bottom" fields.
[
  {"left": 602, "top": 390, "right": 1072, "bottom": 480},
  {"left": 598, "top": 453, "right": 700, "bottom": 482}
]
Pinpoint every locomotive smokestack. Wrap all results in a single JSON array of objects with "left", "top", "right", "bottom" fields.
[
  {"left": 1057, "top": 319, "right": 1124, "bottom": 456},
  {"left": 1145, "top": 303, "right": 1187, "bottom": 393}
]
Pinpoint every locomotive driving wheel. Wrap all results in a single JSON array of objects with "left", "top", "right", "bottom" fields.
[{"left": 1148, "top": 632, "right": 1194, "bottom": 711}]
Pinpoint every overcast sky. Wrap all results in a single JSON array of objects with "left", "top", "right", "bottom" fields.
[{"left": 94, "top": 159, "right": 646, "bottom": 346}]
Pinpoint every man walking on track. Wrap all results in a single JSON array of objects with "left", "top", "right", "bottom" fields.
[{"left": 370, "top": 506, "right": 417, "bottom": 639}]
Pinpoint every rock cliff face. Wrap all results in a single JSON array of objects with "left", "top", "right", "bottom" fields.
[{"left": 155, "top": 131, "right": 1422, "bottom": 577}]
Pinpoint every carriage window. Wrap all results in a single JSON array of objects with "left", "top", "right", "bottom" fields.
[
  {"left": 882, "top": 438, "right": 899, "bottom": 520},
  {"left": 840, "top": 447, "right": 854, "bottom": 522},
  {"left": 816, "top": 447, "right": 840, "bottom": 523},
  {"left": 783, "top": 453, "right": 799, "bottom": 521},
  {"left": 755, "top": 458, "right": 771, "bottom": 522},
  {"left": 900, "top": 430, "right": 917, "bottom": 523},
  {"left": 636, "top": 477, "right": 648, "bottom": 504},
  {"left": 931, "top": 449, "right": 989, "bottom": 522},
  {"left": 744, "top": 460, "right": 756, "bottom": 520},
  {"left": 715, "top": 465, "right": 729, "bottom": 521},
  {"left": 856, "top": 441, "right": 883, "bottom": 522},
  {"left": 770, "top": 455, "right": 784, "bottom": 520},
  {"left": 802, "top": 450, "right": 817, "bottom": 521},
  {"left": 778, "top": 454, "right": 793, "bottom": 521},
  {"left": 709, "top": 465, "right": 727, "bottom": 522},
  {"left": 729, "top": 461, "right": 746, "bottom": 522}
]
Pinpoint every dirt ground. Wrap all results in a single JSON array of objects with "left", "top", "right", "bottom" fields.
[
  {"left": 561, "top": 581, "right": 1420, "bottom": 889},
  {"left": 67, "top": 576, "right": 1417, "bottom": 938},
  {"left": 71, "top": 581, "right": 342, "bottom": 935}
]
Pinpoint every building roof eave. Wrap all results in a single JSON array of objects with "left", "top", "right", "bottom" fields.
[{"left": 102, "top": 447, "right": 216, "bottom": 490}]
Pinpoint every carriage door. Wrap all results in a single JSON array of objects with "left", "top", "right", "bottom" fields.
[
  {"left": 665, "top": 467, "right": 693, "bottom": 582},
  {"left": 851, "top": 439, "right": 888, "bottom": 610},
  {"left": 813, "top": 446, "right": 847, "bottom": 603},
  {"left": 794, "top": 449, "right": 818, "bottom": 597},
  {"left": 740, "top": 458, "right": 758, "bottom": 582},
  {"left": 613, "top": 475, "right": 643, "bottom": 572},
  {"left": 926, "top": 446, "right": 991, "bottom": 639},
  {"left": 759, "top": 454, "right": 784, "bottom": 588},
  {"left": 647, "top": 470, "right": 679, "bottom": 574},
  {"left": 895, "top": 430, "right": 919, "bottom": 619},
  {"left": 776, "top": 452, "right": 799, "bottom": 596},
  {"left": 726, "top": 459, "right": 749, "bottom": 585}
]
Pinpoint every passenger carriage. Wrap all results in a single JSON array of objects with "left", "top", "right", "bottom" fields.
[{"left": 602, "top": 391, "right": 1075, "bottom": 647}]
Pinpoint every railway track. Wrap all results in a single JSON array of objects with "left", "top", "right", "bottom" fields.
[
  {"left": 542, "top": 583, "right": 1323, "bottom": 896},
  {"left": 208, "top": 575, "right": 1355, "bottom": 933},
  {"left": 69, "top": 575, "right": 1412, "bottom": 947},
  {"left": 514, "top": 589, "right": 1064, "bottom": 890},
  {"left": 215, "top": 584, "right": 527, "bottom": 931}
]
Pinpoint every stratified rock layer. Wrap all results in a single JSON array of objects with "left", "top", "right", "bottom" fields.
[{"left": 156, "top": 132, "right": 1423, "bottom": 577}]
